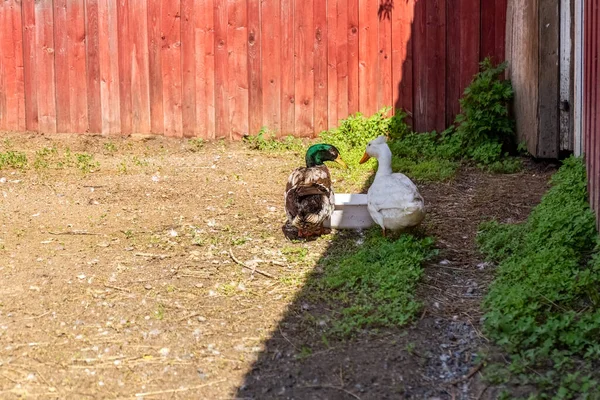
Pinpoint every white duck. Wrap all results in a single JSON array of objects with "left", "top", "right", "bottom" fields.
[{"left": 359, "top": 136, "right": 425, "bottom": 236}]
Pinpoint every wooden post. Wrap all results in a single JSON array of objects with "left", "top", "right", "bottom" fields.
[{"left": 506, "top": 0, "right": 560, "bottom": 158}]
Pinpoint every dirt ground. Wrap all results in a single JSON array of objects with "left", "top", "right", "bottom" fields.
[{"left": 0, "top": 132, "right": 556, "bottom": 399}]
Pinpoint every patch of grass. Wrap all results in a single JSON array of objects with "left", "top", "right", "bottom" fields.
[
  {"left": 243, "top": 128, "right": 305, "bottom": 153},
  {"left": 117, "top": 160, "right": 128, "bottom": 174},
  {"left": 282, "top": 246, "right": 308, "bottom": 264},
  {"left": 0, "top": 151, "right": 28, "bottom": 170},
  {"left": 477, "top": 156, "right": 600, "bottom": 398},
  {"left": 131, "top": 155, "right": 149, "bottom": 167},
  {"left": 314, "top": 230, "right": 436, "bottom": 336},
  {"left": 58, "top": 149, "right": 99, "bottom": 174},
  {"left": 155, "top": 304, "right": 166, "bottom": 320},
  {"left": 33, "top": 147, "right": 58, "bottom": 170},
  {"left": 103, "top": 141, "right": 117, "bottom": 154},
  {"left": 188, "top": 138, "right": 205, "bottom": 152}
]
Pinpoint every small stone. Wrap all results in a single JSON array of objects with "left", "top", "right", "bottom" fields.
[
  {"left": 197, "top": 316, "right": 206, "bottom": 322},
  {"left": 159, "top": 347, "right": 170, "bottom": 356},
  {"left": 439, "top": 259, "right": 450, "bottom": 265},
  {"left": 144, "top": 284, "right": 153, "bottom": 290}
]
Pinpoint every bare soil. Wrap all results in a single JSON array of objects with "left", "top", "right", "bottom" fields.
[{"left": 0, "top": 132, "right": 556, "bottom": 399}]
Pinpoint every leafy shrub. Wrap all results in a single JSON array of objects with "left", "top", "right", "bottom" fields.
[
  {"left": 444, "top": 57, "right": 517, "bottom": 168},
  {"left": 478, "top": 156, "right": 600, "bottom": 398}
]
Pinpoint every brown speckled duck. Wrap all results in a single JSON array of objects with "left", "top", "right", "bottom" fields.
[{"left": 283, "top": 144, "right": 347, "bottom": 239}]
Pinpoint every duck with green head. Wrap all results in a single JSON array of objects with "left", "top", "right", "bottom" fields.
[{"left": 284, "top": 144, "right": 347, "bottom": 239}]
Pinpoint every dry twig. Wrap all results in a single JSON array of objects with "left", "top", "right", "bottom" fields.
[
  {"left": 48, "top": 230, "right": 100, "bottom": 235},
  {"left": 302, "top": 384, "right": 362, "bottom": 400},
  {"left": 133, "top": 379, "right": 226, "bottom": 397},
  {"left": 104, "top": 284, "right": 131, "bottom": 293},
  {"left": 134, "top": 252, "right": 170, "bottom": 259},
  {"left": 278, "top": 325, "right": 299, "bottom": 351},
  {"left": 229, "top": 248, "right": 274, "bottom": 279},
  {"left": 449, "top": 362, "right": 483, "bottom": 385}
]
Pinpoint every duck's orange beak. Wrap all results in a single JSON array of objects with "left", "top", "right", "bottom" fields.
[{"left": 359, "top": 152, "right": 371, "bottom": 164}]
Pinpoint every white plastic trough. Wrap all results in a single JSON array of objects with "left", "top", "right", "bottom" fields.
[{"left": 323, "top": 193, "right": 374, "bottom": 229}]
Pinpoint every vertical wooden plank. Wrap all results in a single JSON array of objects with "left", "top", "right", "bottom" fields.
[
  {"left": 10, "top": 0, "right": 25, "bottom": 131},
  {"left": 147, "top": 2, "right": 163, "bottom": 134},
  {"left": 129, "top": 0, "right": 151, "bottom": 134},
  {"left": 98, "top": 0, "right": 121, "bottom": 134},
  {"left": 0, "top": 0, "right": 7, "bottom": 130},
  {"left": 262, "top": 0, "right": 281, "bottom": 134},
  {"left": 538, "top": 0, "right": 559, "bottom": 158},
  {"left": 214, "top": 0, "right": 229, "bottom": 138},
  {"left": 313, "top": 0, "right": 328, "bottom": 135},
  {"left": 181, "top": 0, "right": 196, "bottom": 137},
  {"left": 294, "top": 0, "right": 314, "bottom": 136},
  {"left": 583, "top": 0, "right": 596, "bottom": 162},
  {"left": 584, "top": 0, "right": 591, "bottom": 161},
  {"left": 336, "top": 0, "right": 349, "bottom": 122},
  {"left": 573, "top": 0, "right": 583, "bottom": 156},
  {"left": 446, "top": 0, "right": 461, "bottom": 126},
  {"left": 347, "top": 0, "right": 359, "bottom": 114},
  {"left": 327, "top": 0, "right": 338, "bottom": 129},
  {"left": 54, "top": 0, "right": 70, "bottom": 132},
  {"left": 117, "top": 0, "right": 132, "bottom": 134},
  {"left": 85, "top": 0, "right": 102, "bottom": 133},
  {"left": 35, "top": 0, "right": 57, "bottom": 133},
  {"left": 195, "top": 0, "right": 215, "bottom": 139},
  {"left": 481, "top": 0, "right": 496, "bottom": 59},
  {"left": 228, "top": 0, "right": 249, "bottom": 139},
  {"left": 392, "top": 0, "right": 414, "bottom": 126},
  {"left": 247, "top": 0, "right": 262, "bottom": 136},
  {"left": 495, "top": 0, "right": 508, "bottom": 63},
  {"left": 280, "top": 0, "right": 295, "bottom": 135},
  {"left": 425, "top": 0, "right": 446, "bottom": 132},
  {"left": 22, "top": 0, "right": 39, "bottom": 131},
  {"left": 161, "top": 0, "right": 183, "bottom": 137},
  {"left": 378, "top": 0, "right": 393, "bottom": 112},
  {"left": 68, "top": 0, "right": 88, "bottom": 132},
  {"left": 588, "top": 1, "right": 600, "bottom": 212},
  {"left": 412, "top": 0, "right": 426, "bottom": 131},
  {"left": 358, "top": 0, "right": 378, "bottom": 116},
  {"left": 560, "top": 0, "right": 572, "bottom": 151},
  {"left": 588, "top": 0, "right": 595, "bottom": 211},
  {"left": 460, "top": 0, "right": 480, "bottom": 94},
  {"left": 505, "top": 0, "right": 539, "bottom": 153}
]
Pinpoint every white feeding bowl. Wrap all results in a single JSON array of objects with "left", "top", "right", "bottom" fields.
[{"left": 324, "top": 193, "right": 374, "bottom": 229}]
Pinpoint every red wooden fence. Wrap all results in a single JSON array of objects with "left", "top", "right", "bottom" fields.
[
  {"left": 0, "top": 0, "right": 507, "bottom": 139},
  {"left": 584, "top": 0, "right": 600, "bottom": 223}
]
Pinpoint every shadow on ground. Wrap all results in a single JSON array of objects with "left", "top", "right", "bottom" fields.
[{"left": 235, "top": 159, "right": 556, "bottom": 400}]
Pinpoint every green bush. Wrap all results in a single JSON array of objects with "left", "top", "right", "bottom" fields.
[{"left": 448, "top": 57, "right": 516, "bottom": 166}]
